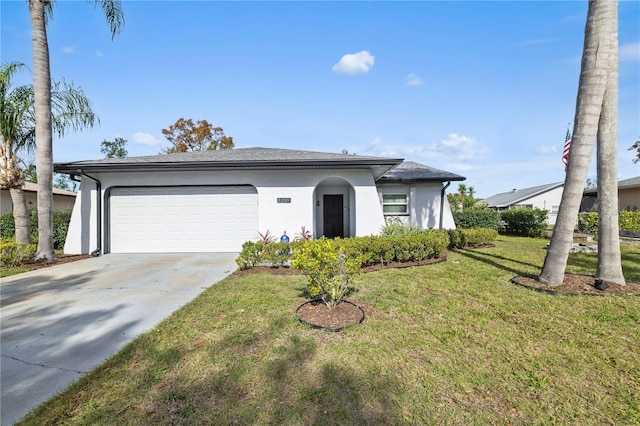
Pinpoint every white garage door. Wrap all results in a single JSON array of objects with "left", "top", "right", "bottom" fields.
[{"left": 109, "top": 186, "right": 258, "bottom": 253}]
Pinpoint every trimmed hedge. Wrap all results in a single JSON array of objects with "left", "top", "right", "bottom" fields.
[
  {"left": 336, "top": 230, "right": 450, "bottom": 267},
  {"left": 448, "top": 228, "right": 499, "bottom": 249},
  {"left": 499, "top": 208, "right": 548, "bottom": 237},
  {"left": 453, "top": 210, "right": 500, "bottom": 230},
  {"left": 236, "top": 227, "right": 499, "bottom": 270},
  {"left": 0, "top": 208, "right": 71, "bottom": 250}
]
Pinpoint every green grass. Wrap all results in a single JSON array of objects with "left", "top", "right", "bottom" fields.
[
  {"left": 18, "top": 236, "right": 640, "bottom": 425},
  {"left": 0, "top": 267, "right": 29, "bottom": 278}
]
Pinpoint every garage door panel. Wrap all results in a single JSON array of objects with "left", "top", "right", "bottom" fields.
[{"left": 110, "top": 186, "right": 258, "bottom": 253}]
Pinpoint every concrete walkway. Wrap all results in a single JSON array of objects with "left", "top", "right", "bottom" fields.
[{"left": 0, "top": 253, "right": 237, "bottom": 425}]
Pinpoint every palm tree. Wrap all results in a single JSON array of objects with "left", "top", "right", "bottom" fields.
[
  {"left": 540, "top": 0, "right": 624, "bottom": 285},
  {"left": 29, "top": 0, "right": 124, "bottom": 260},
  {"left": 0, "top": 61, "right": 98, "bottom": 245},
  {"left": 595, "top": 13, "right": 624, "bottom": 285}
]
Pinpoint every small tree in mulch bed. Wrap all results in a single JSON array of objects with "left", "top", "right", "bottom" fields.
[{"left": 291, "top": 238, "right": 362, "bottom": 308}]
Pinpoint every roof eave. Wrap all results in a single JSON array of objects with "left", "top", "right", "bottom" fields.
[
  {"left": 55, "top": 159, "right": 404, "bottom": 177},
  {"left": 377, "top": 176, "right": 466, "bottom": 184}
]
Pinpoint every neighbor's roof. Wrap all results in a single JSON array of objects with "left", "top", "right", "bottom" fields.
[
  {"left": 20, "top": 181, "right": 77, "bottom": 197},
  {"left": 583, "top": 176, "right": 640, "bottom": 194},
  {"left": 54, "top": 147, "right": 404, "bottom": 180},
  {"left": 377, "top": 161, "right": 466, "bottom": 183},
  {"left": 482, "top": 182, "right": 564, "bottom": 208}
]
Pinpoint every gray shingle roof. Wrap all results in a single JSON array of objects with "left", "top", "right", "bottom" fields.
[
  {"left": 55, "top": 147, "right": 465, "bottom": 183},
  {"left": 482, "top": 182, "right": 564, "bottom": 208},
  {"left": 54, "top": 147, "right": 404, "bottom": 180},
  {"left": 377, "top": 161, "right": 466, "bottom": 183}
]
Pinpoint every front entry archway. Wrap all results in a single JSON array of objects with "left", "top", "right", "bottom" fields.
[{"left": 313, "top": 177, "right": 355, "bottom": 238}]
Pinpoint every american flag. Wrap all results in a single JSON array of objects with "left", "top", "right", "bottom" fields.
[{"left": 562, "top": 126, "right": 571, "bottom": 167}]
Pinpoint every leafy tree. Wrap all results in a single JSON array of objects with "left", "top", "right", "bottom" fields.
[
  {"left": 540, "top": 0, "right": 624, "bottom": 286},
  {"left": 161, "top": 118, "right": 234, "bottom": 154},
  {"left": 23, "top": 162, "right": 37, "bottom": 183},
  {"left": 585, "top": 177, "right": 597, "bottom": 188},
  {"left": 629, "top": 137, "right": 640, "bottom": 163},
  {"left": 1, "top": 62, "right": 95, "bottom": 244},
  {"left": 53, "top": 173, "right": 76, "bottom": 192},
  {"left": 28, "top": 0, "right": 123, "bottom": 260},
  {"left": 100, "top": 136, "right": 128, "bottom": 158}
]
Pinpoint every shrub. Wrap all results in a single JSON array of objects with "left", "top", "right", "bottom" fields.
[
  {"left": 52, "top": 210, "right": 72, "bottom": 250},
  {"left": 0, "top": 238, "right": 36, "bottom": 267},
  {"left": 619, "top": 210, "right": 640, "bottom": 233},
  {"left": 578, "top": 211, "right": 640, "bottom": 235},
  {"left": 454, "top": 228, "right": 498, "bottom": 248},
  {"left": 380, "top": 217, "right": 422, "bottom": 236},
  {"left": 499, "top": 208, "right": 548, "bottom": 237},
  {"left": 262, "top": 241, "right": 291, "bottom": 267},
  {"left": 453, "top": 210, "right": 500, "bottom": 230},
  {"left": 235, "top": 241, "right": 264, "bottom": 270},
  {"left": 291, "top": 238, "right": 361, "bottom": 308},
  {"left": 579, "top": 212, "right": 599, "bottom": 234},
  {"left": 0, "top": 208, "right": 71, "bottom": 250}
]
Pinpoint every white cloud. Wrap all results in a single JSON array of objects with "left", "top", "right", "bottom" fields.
[
  {"left": 620, "top": 41, "right": 640, "bottom": 62},
  {"left": 430, "top": 133, "right": 488, "bottom": 161},
  {"left": 132, "top": 132, "right": 161, "bottom": 146},
  {"left": 405, "top": 73, "right": 424, "bottom": 86},
  {"left": 537, "top": 145, "right": 557, "bottom": 155},
  {"left": 332, "top": 51, "right": 375, "bottom": 75},
  {"left": 96, "top": 51, "right": 104, "bottom": 58},
  {"left": 62, "top": 46, "right": 75, "bottom": 54},
  {"left": 448, "top": 163, "right": 473, "bottom": 172}
]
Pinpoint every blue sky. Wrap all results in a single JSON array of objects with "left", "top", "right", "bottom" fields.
[{"left": 2, "top": 0, "right": 639, "bottom": 198}]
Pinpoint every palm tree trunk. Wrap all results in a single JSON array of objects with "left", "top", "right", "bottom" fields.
[
  {"left": 29, "top": 0, "right": 57, "bottom": 260},
  {"left": 9, "top": 187, "right": 31, "bottom": 245},
  {"left": 539, "top": 0, "right": 615, "bottom": 285},
  {"left": 596, "top": 12, "right": 625, "bottom": 285}
]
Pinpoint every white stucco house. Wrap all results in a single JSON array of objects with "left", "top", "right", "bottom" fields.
[
  {"left": 482, "top": 182, "right": 564, "bottom": 225},
  {"left": 54, "top": 148, "right": 465, "bottom": 255}
]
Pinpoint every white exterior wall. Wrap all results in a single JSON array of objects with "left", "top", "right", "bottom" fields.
[
  {"left": 378, "top": 182, "right": 457, "bottom": 229},
  {"left": 512, "top": 186, "right": 564, "bottom": 225},
  {"left": 64, "top": 168, "right": 387, "bottom": 254}
]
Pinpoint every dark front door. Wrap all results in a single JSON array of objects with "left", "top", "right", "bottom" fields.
[{"left": 323, "top": 194, "right": 344, "bottom": 238}]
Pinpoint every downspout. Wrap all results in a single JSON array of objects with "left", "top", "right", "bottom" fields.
[
  {"left": 439, "top": 181, "right": 451, "bottom": 229},
  {"left": 77, "top": 170, "right": 102, "bottom": 257}
]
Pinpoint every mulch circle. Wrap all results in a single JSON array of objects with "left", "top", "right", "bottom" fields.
[
  {"left": 512, "top": 274, "right": 640, "bottom": 296},
  {"left": 296, "top": 300, "right": 365, "bottom": 332}
]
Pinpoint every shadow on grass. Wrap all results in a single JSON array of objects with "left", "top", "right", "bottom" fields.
[
  {"left": 567, "top": 249, "right": 640, "bottom": 282},
  {"left": 454, "top": 248, "right": 540, "bottom": 277},
  {"left": 39, "top": 310, "right": 400, "bottom": 425}
]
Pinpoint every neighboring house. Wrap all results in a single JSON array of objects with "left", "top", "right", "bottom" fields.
[
  {"left": 581, "top": 176, "right": 640, "bottom": 212},
  {"left": 482, "top": 182, "right": 564, "bottom": 225},
  {"left": 0, "top": 181, "right": 77, "bottom": 214},
  {"left": 54, "top": 148, "right": 465, "bottom": 255}
]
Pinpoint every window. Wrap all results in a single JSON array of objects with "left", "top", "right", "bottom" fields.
[
  {"left": 382, "top": 194, "right": 408, "bottom": 215},
  {"left": 551, "top": 205, "right": 559, "bottom": 214}
]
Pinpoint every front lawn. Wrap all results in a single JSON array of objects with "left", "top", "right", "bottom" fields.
[{"left": 19, "top": 236, "right": 640, "bottom": 425}]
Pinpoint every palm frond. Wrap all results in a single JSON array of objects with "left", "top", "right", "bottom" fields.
[{"left": 90, "top": 0, "right": 125, "bottom": 40}]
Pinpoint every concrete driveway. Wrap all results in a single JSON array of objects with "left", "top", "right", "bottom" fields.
[{"left": 0, "top": 253, "right": 237, "bottom": 425}]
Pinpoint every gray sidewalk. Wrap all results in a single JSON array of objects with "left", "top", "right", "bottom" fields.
[{"left": 0, "top": 253, "right": 237, "bottom": 425}]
